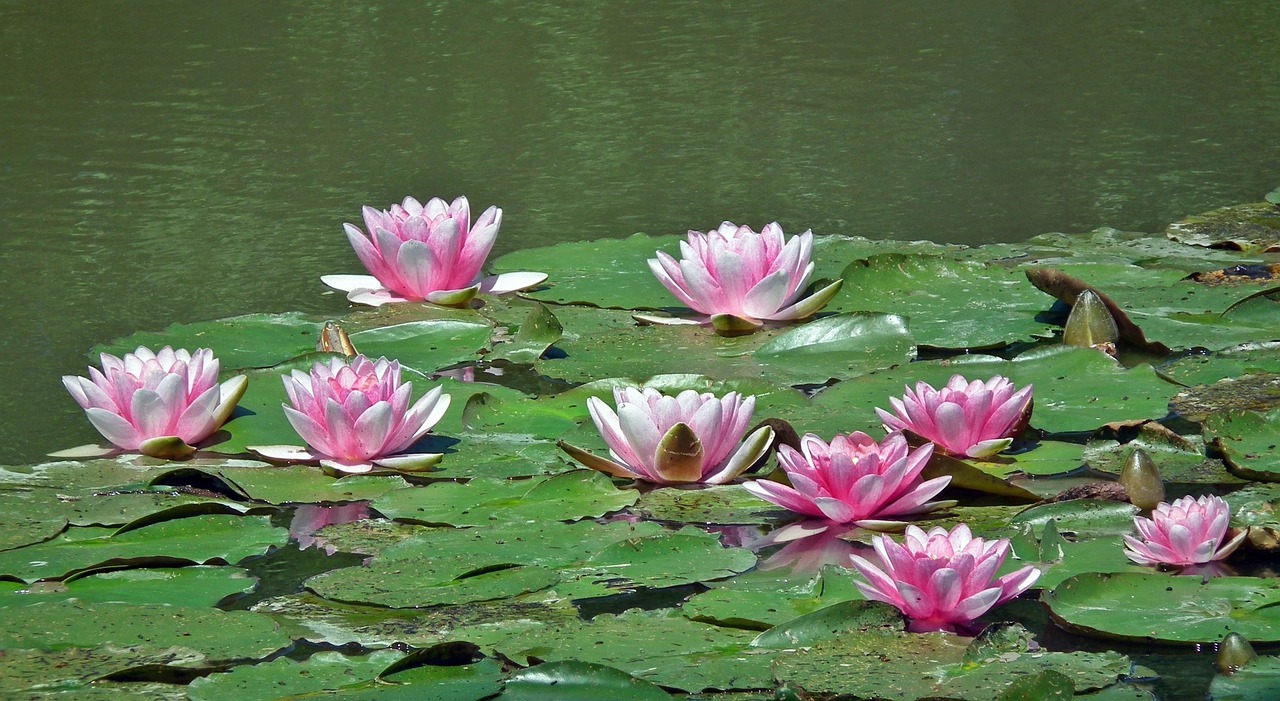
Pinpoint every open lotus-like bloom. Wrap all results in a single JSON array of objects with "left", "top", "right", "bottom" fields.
[
  {"left": 1123, "top": 495, "right": 1246, "bottom": 567},
  {"left": 850, "top": 524, "right": 1041, "bottom": 632},
  {"left": 645, "top": 222, "right": 843, "bottom": 334},
  {"left": 744, "top": 432, "right": 953, "bottom": 528},
  {"left": 558, "top": 387, "right": 774, "bottom": 484},
  {"left": 876, "top": 375, "right": 1032, "bottom": 459},
  {"left": 62, "top": 346, "right": 247, "bottom": 459},
  {"left": 249, "top": 355, "right": 450, "bottom": 474},
  {"left": 321, "top": 195, "right": 546, "bottom": 307}
]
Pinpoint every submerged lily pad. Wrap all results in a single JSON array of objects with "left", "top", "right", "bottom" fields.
[
  {"left": 1208, "top": 654, "right": 1280, "bottom": 701},
  {"left": 1044, "top": 573, "right": 1280, "bottom": 643},
  {"left": 1171, "top": 373, "right": 1280, "bottom": 422}
]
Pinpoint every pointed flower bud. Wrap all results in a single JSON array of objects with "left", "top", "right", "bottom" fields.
[
  {"left": 1118, "top": 448, "right": 1165, "bottom": 510},
  {"left": 1063, "top": 289, "right": 1119, "bottom": 348}
]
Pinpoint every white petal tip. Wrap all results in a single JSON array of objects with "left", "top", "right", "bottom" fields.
[
  {"left": 480, "top": 271, "right": 548, "bottom": 294},
  {"left": 321, "top": 274, "right": 382, "bottom": 293}
]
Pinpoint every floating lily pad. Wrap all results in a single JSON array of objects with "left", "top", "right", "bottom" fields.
[
  {"left": 539, "top": 306, "right": 913, "bottom": 386},
  {"left": 250, "top": 591, "right": 580, "bottom": 648},
  {"left": 802, "top": 346, "right": 1177, "bottom": 438},
  {"left": 1044, "top": 573, "right": 1280, "bottom": 643},
  {"left": 999, "top": 441, "right": 1086, "bottom": 477},
  {"left": 771, "top": 626, "right": 1131, "bottom": 699},
  {"left": 0, "top": 600, "right": 291, "bottom": 662},
  {"left": 751, "top": 600, "right": 902, "bottom": 648},
  {"left": 1204, "top": 409, "right": 1280, "bottom": 481},
  {"left": 373, "top": 471, "right": 638, "bottom": 527},
  {"left": 306, "top": 520, "right": 753, "bottom": 607},
  {"left": 500, "top": 660, "right": 675, "bottom": 701},
  {"left": 1208, "top": 654, "right": 1280, "bottom": 701},
  {"left": 632, "top": 484, "right": 791, "bottom": 525},
  {"left": 1172, "top": 373, "right": 1280, "bottom": 423},
  {"left": 91, "top": 312, "right": 324, "bottom": 371},
  {"left": 487, "top": 608, "right": 770, "bottom": 692},
  {"left": 0, "top": 514, "right": 287, "bottom": 582},
  {"left": 832, "top": 253, "right": 1057, "bottom": 349},
  {"left": 1084, "top": 426, "right": 1239, "bottom": 485},
  {"left": 1166, "top": 202, "right": 1280, "bottom": 254},
  {"left": 181, "top": 465, "right": 410, "bottom": 504},
  {"left": 187, "top": 649, "right": 407, "bottom": 700},
  {"left": 487, "top": 303, "right": 564, "bottom": 364},
  {"left": 348, "top": 319, "right": 493, "bottom": 375},
  {"left": 491, "top": 233, "right": 684, "bottom": 310},
  {"left": 0, "top": 566, "right": 255, "bottom": 608},
  {"left": 684, "top": 566, "right": 864, "bottom": 630}
]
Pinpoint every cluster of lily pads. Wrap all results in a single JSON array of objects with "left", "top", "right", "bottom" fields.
[{"left": 5, "top": 190, "right": 1280, "bottom": 699}]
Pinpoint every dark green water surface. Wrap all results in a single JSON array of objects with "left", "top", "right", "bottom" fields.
[{"left": 2, "top": 0, "right": 1278, "bottom": 462}]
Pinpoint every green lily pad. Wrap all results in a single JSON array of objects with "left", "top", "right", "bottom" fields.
[
  {"left": 348, "top": 319, "right": 493, "bottom": 375},
  {"left": 538, "top": 305, "right": 913, "bottom": 387},
  {"left": 0, "top": 566, "right": 254, "bottom": 608},
  {"left": 802, "top": 346, "right": 1177, "bottom": 438},
  {"left": 487, "top": 608, "right": 770, "bottom": 692},
  {"left": 1, "top": 486, "right": 242, "bottom": 529},
  {"left": 999, "top": 441, "right": 1086, "bottom": 477},
  {"left": 373, "top": 471, "right": 638, "bottom": 527},
  {"left": 1172, "top": 373, "right": 1280, "bottom": 423},
  {"left": 1158, "top": 343, "right": 1280, "bottom": 388},
  {"left": 0, "top": 600, "right": 291, "bottom": 661},
  {"left": 0, "top": 647, "right": 208, "bottom": 695},
  {"left": 0, "top": 457, "right": 181, "bottom": 490},
  {"left": 187, "top": 465, "right": 410, "bottom": 504},
  {"left": 1166, "top": 202, "right": 1280, "bottom": 254},
  {"left": 491, "top": 233, "right": 684, "bottom": 310},
  {"left": 1205, "top": 409, "right": 1280, "bottom": 481},
  {"left": 684, "top": 566, "right": 865, "bottom": 630},
  {"left": 500, "top": 661, "right": 675, "bottom": 701},
  {"left": 771, "top": 626, "right": 1131, "bottom": 698},
  {"left": 832, "top": 253, "right": 1057, "bottom": 349},
  {"left": 487, "top": 303, "right": 565, "bottom": 364},
  {"left": 0, "top": 514, "right": 287, "bottom": 582},
  {"left": 186, "top": 649, "right": 407, "bottom": 700},
  {"left": 751, "top": 600, "right": 903, "bottom": 648},
  {"left": 1044, "top": 573, "right": 1280, "bottom": 643},
  {"left": 1084, "top": 426, "right": 1240, "bottom": 485},
  {"left": 250, "top": 591, "right": 581, "bottom": 648},
  {"left": 0, "top": 513, "right": 66, "bottom": 553},
  {"left": 306, "top": 521, "right": 754, "bottom": 607},
  {"left": 632, "top": 483, "right": 791, "bottom": 525},
  {"left": 1208, "top": 654, "right": 1280, "bottom": 701},
  {"left": 91, "top": 312, "right": 324, "bottom": 371}
]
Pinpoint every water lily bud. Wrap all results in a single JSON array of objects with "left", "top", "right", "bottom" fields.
[
  {"left": 1063, "top": 289, "right": 1119, "bottom": 348},
  {"left": 1119, "top": 448, "right": 1165, "bottom": 510},
  {"left": 1216, "top": 632, "right": 1258, "bottom": 675}
]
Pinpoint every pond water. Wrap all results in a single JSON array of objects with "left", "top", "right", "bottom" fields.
[{"left": 3, "top": 1, "right": 1280, "bottom": 462}]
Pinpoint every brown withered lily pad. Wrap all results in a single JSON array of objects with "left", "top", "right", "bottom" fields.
[
  {"left": 1166, "top": 202, "right": 1280, "bottom": 253},
  {"left": 1188, "top": 264, "right": 1280, "bottom": 287}
]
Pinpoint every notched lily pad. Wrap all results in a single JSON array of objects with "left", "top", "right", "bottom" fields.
[
  {"left": 491, "top": 233, "right": 684, "bottom": 310},
  {"left": 1044, "top": 573, "right": 1280, "bottom": 643},
  {"left": 1205, "top": 409, "right": 1280, "bottom": 481},
  {"left": 91, "top": 312, "right": 324, "bottom": 371}
]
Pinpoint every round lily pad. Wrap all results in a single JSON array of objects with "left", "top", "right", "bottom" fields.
[
  {"left": 1044, "top": 573, "right": 1280, "bottom": 643},
  {"left": 373, "top": 471, "right": 638, "bottom": 527},
  {"left": 1205, "top": 409, "right": 1280, "bottom": 481}
]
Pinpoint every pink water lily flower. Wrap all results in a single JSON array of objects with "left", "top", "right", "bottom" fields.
[
  {"left": 876, "top": 374, "right": 1033, "bottom": 459},
  {"left": 250, "top": 355, "right": 450, "bottom": 475},
  {"left": 644, "top": 222, "right": 843, "bottom": 334},
  {"left": 558, "top": 387, "right": 774, "bottom": 484},
  {"left": 321, "top": 195, "right": 546, "bottom": 307},
  {"left": 61, "top": 346, "right": 247, "bottom": 459},
  {"left": 1123, "top": 495, "right": 1246, "bottom": 567},
  {"left": 744, "top": 432, "right": 953, "bottom": 529},
  {"left": 850, "top": 524, "right": 1041, "bottom": 632}
]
